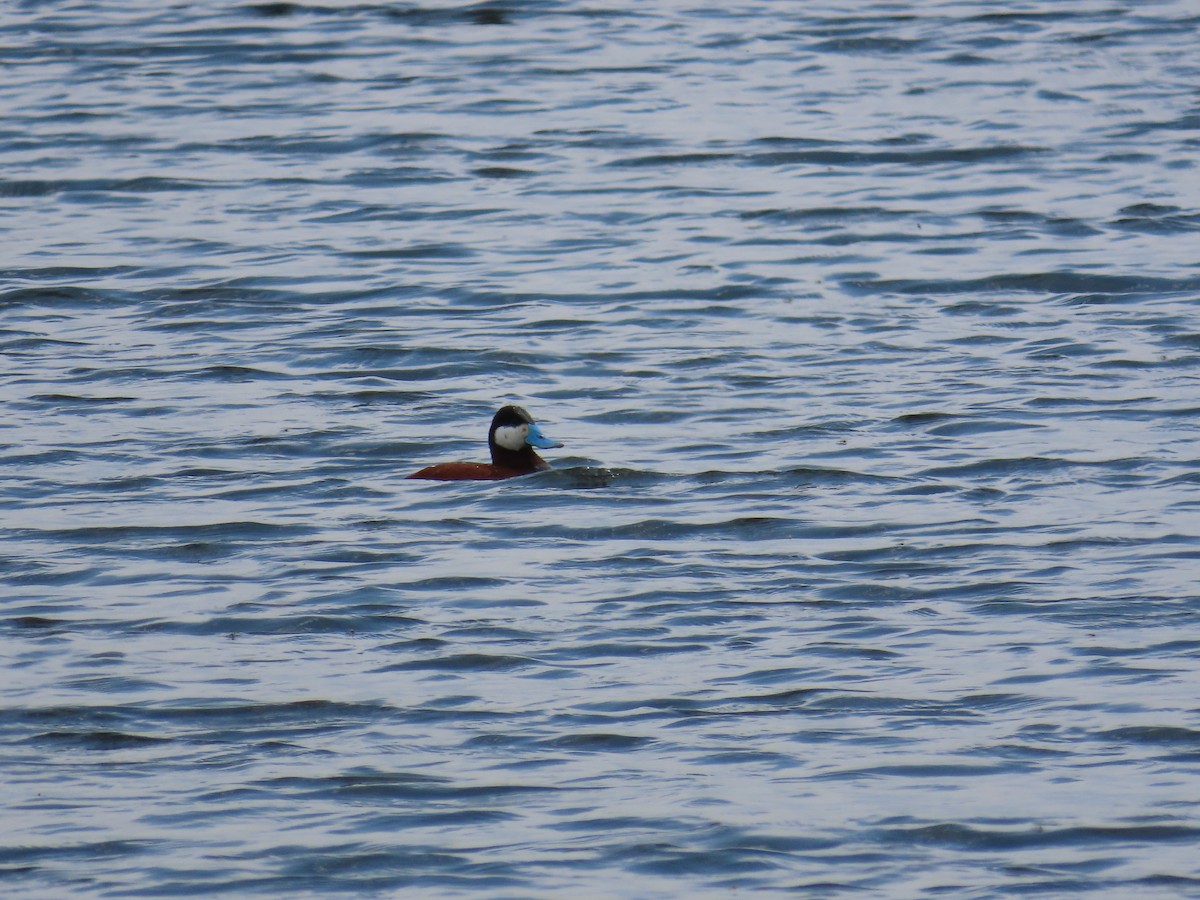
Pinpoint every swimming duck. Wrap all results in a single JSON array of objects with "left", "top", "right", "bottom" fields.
[{"left": 406, "top": 405, "right": 563, "bottom": 481}]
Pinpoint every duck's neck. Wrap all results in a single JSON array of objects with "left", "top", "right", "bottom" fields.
[{"left": 490, "top": 443, "right": 548, "bottom": 472}]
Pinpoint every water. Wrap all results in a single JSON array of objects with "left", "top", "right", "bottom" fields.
[{"left": 3, "top": 1, "right": 1200, "bottom": 895}]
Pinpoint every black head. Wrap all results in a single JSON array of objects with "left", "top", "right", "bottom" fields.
[
  {"left": 490, "top": 405, "right": 534, "bottom": 434},
  {"left": 487, "top": 405, "right": 563, "bottom": 468}
]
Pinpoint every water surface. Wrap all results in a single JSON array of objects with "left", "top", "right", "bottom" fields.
[{"left": 3, "top": 1, "right": 1200, "bottom": 896}]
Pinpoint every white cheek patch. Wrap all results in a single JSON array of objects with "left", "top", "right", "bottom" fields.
[{"left": 493, "top": 423, "right": 529, "bottom": 451}]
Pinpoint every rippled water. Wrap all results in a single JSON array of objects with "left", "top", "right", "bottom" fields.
[{"left": 3, "top": 1, "right": 1200, "bottom": 896}]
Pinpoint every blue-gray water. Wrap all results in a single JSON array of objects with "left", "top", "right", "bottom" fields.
[{"left": 3, "top": 1, "right": 1200, "bottom": 896}]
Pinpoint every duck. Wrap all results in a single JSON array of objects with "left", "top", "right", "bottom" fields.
[{"left": 406, "top": 405, "right": 563, "bottom": 481}]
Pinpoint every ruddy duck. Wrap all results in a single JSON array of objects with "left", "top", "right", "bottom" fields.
[{"left": 406, "top": 405, "right": 563, "bottom": 481}]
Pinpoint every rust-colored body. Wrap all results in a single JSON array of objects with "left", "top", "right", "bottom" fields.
[{"left": 406, "top": 456, "right": 551, "bottom": 482}]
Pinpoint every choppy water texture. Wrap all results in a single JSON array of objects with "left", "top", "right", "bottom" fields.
[{"left": 3, "top": 0, "right": 1200, "bottom": 896}]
